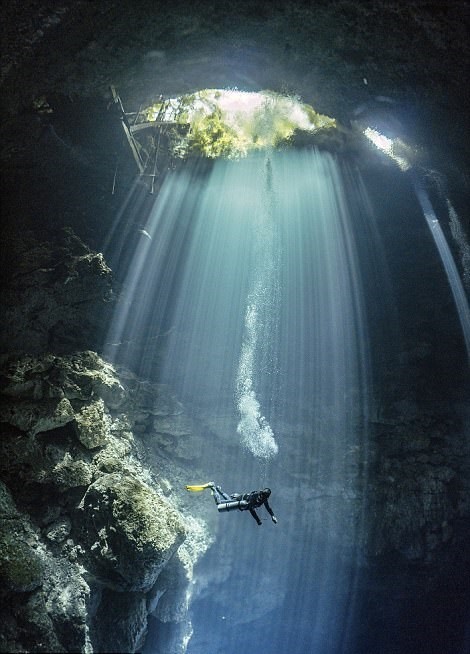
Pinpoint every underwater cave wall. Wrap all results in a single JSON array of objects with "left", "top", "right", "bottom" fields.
[{"left": 0, "top": 226, "right": 214, "bottom": 654}]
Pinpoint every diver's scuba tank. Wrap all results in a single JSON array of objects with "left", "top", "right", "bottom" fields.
[{"left": 216, "top": 499, "right": 249, "bottom": 512}]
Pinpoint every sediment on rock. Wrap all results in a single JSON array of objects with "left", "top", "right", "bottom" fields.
[{"left": 0, "top": 351, "right": 213, "bottom": 654}]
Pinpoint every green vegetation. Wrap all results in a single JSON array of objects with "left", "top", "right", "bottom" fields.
[
  {"left": 140, "top": 89, "right": 336, "bottom": 159},
  {"left": 186, "top": 107, "right": 240, "bottom": 158}
]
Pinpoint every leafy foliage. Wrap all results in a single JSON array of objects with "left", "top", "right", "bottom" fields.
[{"left": 140, "top": 89, "right": 336, "bottom": 159}]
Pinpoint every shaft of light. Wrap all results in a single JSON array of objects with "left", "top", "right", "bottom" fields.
[{"left": 414, "top": 182, "right": 470, "bottom": 363}]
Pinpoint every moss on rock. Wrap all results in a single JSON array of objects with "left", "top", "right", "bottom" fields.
[
  {"left": 0, "top": 352, "right": 126, "bottom": 411},
  {"left": 78, "top": 473, "right": 186, "bottom": 591},
  {"left": 75, "top": 398, "right": 110, "bottom": 449},
  {"left": 49, "top": 452, "right": 93, "bottom": 489},
  {"left": 0, "top": 533, "right": 44, "bottom": 592},
  {"left": 71, "top": 351, "right": 127, "bottom": 409},
  {"left": 0, "top": 480, "right": 19, "bottom": 519},
  {"left": 0, "top": 483, "right": 43, "bottom": 593},
  {"left": 0, "top": 396, "right": 75, "bottom": 436}
]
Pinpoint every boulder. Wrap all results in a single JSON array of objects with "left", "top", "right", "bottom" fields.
[
  {"left": 0, "top": 396, "right": 75, "bottom": 436},
  {"left": 75, "top": 398, "right": 111, "bottom": 449},
  {"left": 0, "top": 350, "right": 211, "bottom": 653},
  {"left": 43, "top": 557, "right": 91, "bottom": 653},
  {"left": 78, "top": 473, "right": 186, "bottom": 592},
  {"left": 0, "top": 351, "right": 127, "bottom": 408}
]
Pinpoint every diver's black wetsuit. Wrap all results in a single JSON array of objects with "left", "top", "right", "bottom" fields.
[{"left": 211, "top": 486, "right": 277, "bottom": 525}]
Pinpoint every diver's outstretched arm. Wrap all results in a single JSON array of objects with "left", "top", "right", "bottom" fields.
[{"left": 264, "top": 500, "right": 278, "bottom": 524}]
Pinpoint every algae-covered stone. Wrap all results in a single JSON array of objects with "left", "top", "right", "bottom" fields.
[
  {"left": 43, "top": 555, "right": 91, "bottom": 653},
  {"left": 0, "top": 479, "right": 18, "bottom": 519},
  {"left": 0, "top": 351, "right": 126, "bottom": 410},
  {"left": 45, "top": 517, "right": 72, "bottom": 543},
  {"left": 0, "top": 482, "right": 43, "bottom": 593},
  {"left": 92, "top": 429, "right": 132, "bottom": 473},
  {"left": 0, "top": 533, "right": 44, "bottom": 592},
  {"left": 71, "top": 351, "right": 127, "bottom": 409},
  {"left": 21, "top": 592, "right": 63, "bottom": 653},
  {"left": 0, "top": 353, "right": 64, "bottom": 400},
  {"left": 88, "top": 413, "right": 135, "bottom": 474},
  {"left": 50, "top": 452, "right": 93, "bottom": 489},
  {"left": 75, "top": 398, "right": 110, "bottom": 449},
  {"left": 78, "top": 473, "right": 186, "bottom": 591},
  {"left": 0, "top": 396, "right": 75, "bottom": 436},
  {"left": 150, "top": 515, "right": 213, "bottom": 623}
]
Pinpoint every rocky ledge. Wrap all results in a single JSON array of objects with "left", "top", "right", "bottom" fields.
[{"left": 0, "top": 350, "right": 213, "bottom": 653}]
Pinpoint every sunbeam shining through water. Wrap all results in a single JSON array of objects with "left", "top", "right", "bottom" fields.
[
  {"left": 236, "top": 157, "right": 279, "bottom": 459},
  {"left": 105, "top": 148, "right": 377, "bottom": 654},
  {"left": 413, "top": 178, "right": 470, "bottom": 362}
]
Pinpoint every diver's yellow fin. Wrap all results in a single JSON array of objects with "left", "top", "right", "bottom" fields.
[{"left": 185, "top": 483, "right": 214, "bottom": 492}]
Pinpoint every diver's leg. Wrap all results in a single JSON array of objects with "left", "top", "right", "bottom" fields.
[
  {"left": 249, "top": 509, "right": 262, "bottom": 525},
  {"left": 212, "top": 486, "right": 231, "bottom": 504}
]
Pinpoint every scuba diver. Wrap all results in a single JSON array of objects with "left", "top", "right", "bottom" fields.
[{"left": 186, "top": 482, "right": 278, "bottom": 526}]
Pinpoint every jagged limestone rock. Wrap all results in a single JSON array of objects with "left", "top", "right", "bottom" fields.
[
  {"left": 75, "top": 351, "right": 127, "bottom": 410},
  {"left": 0, "top": 485, "right": 42, "bottom": 590},
  {"left": 75, "top": 398, "right": 110, "bottom": 449},
  {"left": 0, "top": 353, "right": 65, "bottom": 400},
  {"left": 46, "top": 451, "right": 93, "bottom": 489},
  {"left": 45, "top": 517, "right": 72, "bottom": 543},
  {"left": 0, "top": 351, "right": 126, "bottom": 409},
  {"left": 0, "top": 485, "right": 91, "bottom": 654},
  {"left": 0, "top": 396, "right": 75, "bottom": 436},
  {"left": 0, "top": 523, "right": 43, "bottom": 593},
  {"left": 0, "top": 479, "right": 20, "bottom": 519},
  {"left": 93, "top": 589, "right": 147, "bottom": 653},
  {"left": 0, "top": 426, "right": 94, "bottom": 493},
  {"left": 0, "top": 481, "right": 42, "bottom": 603},
  {"left": 42, "top": 555, "right": 92, "bottom": 653},
  {"left": 92, "top": 433, "right": 132, "bottom": 474},
  {"left": 78, "top": 473, "right": 186, "bottom": 592},
  {"left": 150, "top": 515, "right": 213, "bottom": 623},
  {"left": 19, "top": 591, "right": 64, "bottom": 653},
  {"left": 0, "top": 350, "right": 212, "bottom": 653},
  {"left": 90, "top": 412, "right": 134, "bottom": 476},
  {"left": 0, "top": 484, "right": 68, "bottom": 653}
]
